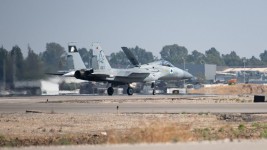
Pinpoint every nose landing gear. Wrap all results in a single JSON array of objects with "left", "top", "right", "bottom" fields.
[
  {"left": 107, "top": 87, "right": 114, "bottom": 96},
  {"left": 151, "top": 82, "right": 156, "bottom": 95},
  {"left": 152, "top": 89, "right": 156, "bottom": 95}
]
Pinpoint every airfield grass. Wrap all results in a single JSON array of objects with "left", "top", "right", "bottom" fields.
[
  {"left": 108, "top": 122, "right": 267, "bottom": 144},
  {"left": 1, "top": 113, "right": 267, "bottom": 147}
]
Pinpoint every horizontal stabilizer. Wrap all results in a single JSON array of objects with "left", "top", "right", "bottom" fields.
[
  {"left": 121, "top": 47, "right": 140, "bottom": 67},
  {"left": 46, "top": 72, "right": 65, "bottom": 76},
  {"left": 46, "top": 70, "right": 69, "bottom": 76}
]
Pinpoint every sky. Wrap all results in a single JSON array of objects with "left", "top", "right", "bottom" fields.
[{"left": 1, "top": 0, "right": 267, "bottom": 58}]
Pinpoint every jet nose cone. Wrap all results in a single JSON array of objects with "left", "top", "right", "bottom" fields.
[{"left": 184, "top": 71, "right": 193, "bottom": 79}]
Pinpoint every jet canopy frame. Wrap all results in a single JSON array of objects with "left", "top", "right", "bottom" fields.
[{"left": 151, "top": 60, "right": 175, "bottom": 67}]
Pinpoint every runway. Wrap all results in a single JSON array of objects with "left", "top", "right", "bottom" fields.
[
  {"left": 6, "top": 140, "right": 267, "bottom": 150},
  {"left": 0, "top": 95, "right": 267, "bottom": 113},
  {"left": 1, "top": 95, "right": 267, "bottom": 148}
]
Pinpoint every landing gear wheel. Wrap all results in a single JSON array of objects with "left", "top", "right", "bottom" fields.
[
  {"left": 152, "top": 89, "right": 156, "bottom": 95},
  {"left": 107, "top": 87, "right": 114, "bottom": 96},
  {"left": 151, "top": 82, "right": 156, "bottom": 95},
  {"left": 127, "top": 87, "right": 134, "bottom": 95},
  {"left": 151, "top": 82, "right": 155, "bottom": 88}
]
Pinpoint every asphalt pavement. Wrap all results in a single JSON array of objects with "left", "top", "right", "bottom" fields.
[
  {"left": 0, "top": 95, "right": 267, "bottom": 113},
  {"left": 5, "top": 140, "right": 267, "bottom": 150}
]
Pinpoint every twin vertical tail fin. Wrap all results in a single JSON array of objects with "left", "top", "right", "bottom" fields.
[
  {"left": 92, "top": 43, "right": 111, "bottom": 70},
  {"left": 67, "top": 45, "right": 86, "bottom": 70},
  {"left": 67, "top": 43, "right": 111, "bottom": 71}
]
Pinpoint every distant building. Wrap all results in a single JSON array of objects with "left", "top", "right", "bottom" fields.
[
  {"left": 218, "top": 67, "right": 267, "bottom": 83},
  {"left": 176, "top": 64, "right": 217, "bottom": 83},
  {"left": 14, "top": 80, "right": 59, "bottom": 95}
]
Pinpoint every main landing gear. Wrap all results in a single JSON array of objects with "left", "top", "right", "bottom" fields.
[
  {"left": 127, "top": 87, "right": 134, "bottom": 96},
  {"left": 107, "top": 86, "right": 134, "bottom": 96},
  {"left": 107, "top": 82, "right": 156, "bottom": 96},
  {"left": 107, "top": 87, "right": 114, "bottom": 96}
]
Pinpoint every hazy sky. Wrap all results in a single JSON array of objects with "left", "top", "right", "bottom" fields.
[{"left": 1, "top": 0, "right": 267, "bottom": 58}]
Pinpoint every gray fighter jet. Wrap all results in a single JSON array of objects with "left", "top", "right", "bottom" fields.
[{"left": 64, "top": 43, "right": 193, "bottom": 95}]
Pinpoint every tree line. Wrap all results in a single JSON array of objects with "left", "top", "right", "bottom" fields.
[
  {"left": 0, "top": 43, "right": 66, "bottom": 87},
  {"left": 1, "top": 42, "right": 267, "bottom": 86},
  {"left": 110, "top": 44, "right": 267, "bottom": 68}
]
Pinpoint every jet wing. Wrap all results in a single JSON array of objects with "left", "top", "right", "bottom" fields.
[
  {"left": 114, "top": 73, "right": 150, "bottom": 82},
  {"left": 90, "top": 73, "right": 110, "bottom": 78},
  {"left": 121, "top": 47, "right": 140, "bottom": 67},
  {"left": 90, "top": 73, "right": 149, "bottom": 80},
  {"left": 127, "top": 73, "right": 150, "bottom": 78},
  {"left": 47, "top": 70, "right": 76, "bottom": 77}
]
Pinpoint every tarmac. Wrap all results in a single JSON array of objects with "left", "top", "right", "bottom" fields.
[
  {"left": 0, "top": 95, "right": 267, "bottom": 114},
  {"left": 1, "top": 95, "right": 267, "bottom": 149},
  {"left": 5, "top": 140, "right": 267, "bottom": 150}
]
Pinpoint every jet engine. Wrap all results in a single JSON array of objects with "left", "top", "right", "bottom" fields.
[{"left": 74, "top": 69, "right": 94, "bottom": 80}]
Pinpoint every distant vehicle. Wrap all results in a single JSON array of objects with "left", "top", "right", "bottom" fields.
[
  {"left": 55, "top": 43, "right": 193, "bottom": 96},
  {"left": 228, "top": 79, "right": 237, "bottom": 85}
]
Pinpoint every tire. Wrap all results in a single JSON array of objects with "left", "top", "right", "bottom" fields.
[
  {"left": 151, "top": 82, "right": 155, "bottom": 88},
  {"left": 152, "top": 89, "right": 156, "bottom": 95},
  {"left": 127, "top": 87, "right": 134, "bottom": 95},
  {"left": 107, "top": 87, "right": 114, "bottom": 96}
]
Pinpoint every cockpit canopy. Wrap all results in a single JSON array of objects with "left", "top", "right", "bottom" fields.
[{"left": 150, "top": 60, "right": 175, "bottom": 67}]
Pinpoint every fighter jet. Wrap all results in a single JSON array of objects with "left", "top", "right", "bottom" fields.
[{"left": 64, "top": 43, "right": 193, "bottom": 95}]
